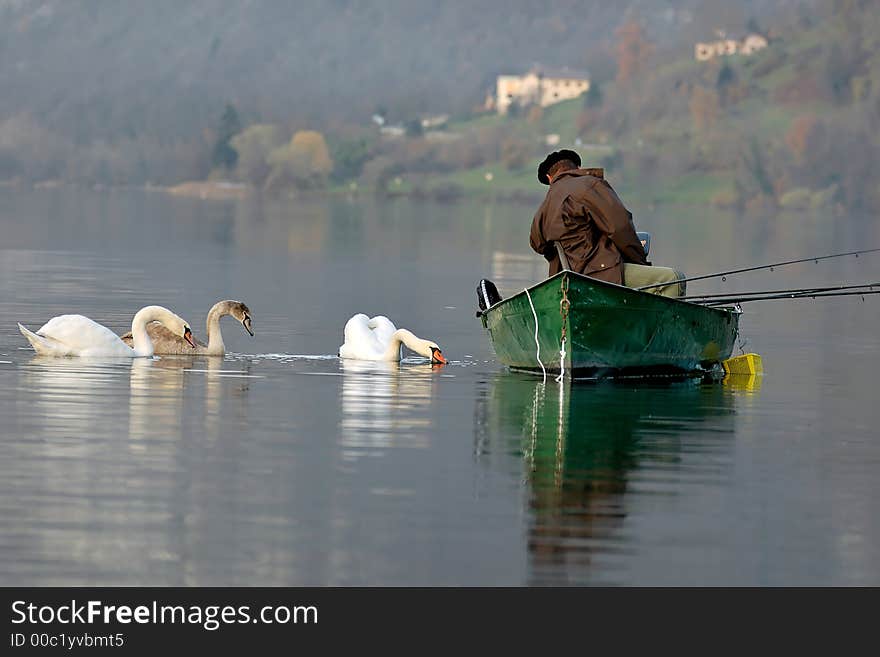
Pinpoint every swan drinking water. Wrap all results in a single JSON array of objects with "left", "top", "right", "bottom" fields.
[
  {"left": 338, "top": 314, "right": 447, "bottom": 363},
  {"left": 18, "top": 305, "right": 196, "bottom": 358},
  {"left": 119, "top": 300, "right": 253, "bottom": 356}
]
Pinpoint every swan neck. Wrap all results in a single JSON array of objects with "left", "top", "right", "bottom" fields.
[
  {"left": 130, "top": 306, "right": 172, "bottom": 357},
  {"left": 385, "top": 329, "right": 421, "bottom": 360},
  {"left": 205, "top": 303, "right": 227, "bottom": 353}
]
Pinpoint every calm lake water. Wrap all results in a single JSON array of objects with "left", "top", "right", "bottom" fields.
[{"left": 0, "top": 187, "right": 878, "bottom": 585}]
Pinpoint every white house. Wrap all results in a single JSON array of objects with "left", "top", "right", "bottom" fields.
[
  {"left": 495, "top": 66, "right": 590, "bottom": 115},
  {"left": 695, "top": 33, "right": 768, "bottom": 61}
]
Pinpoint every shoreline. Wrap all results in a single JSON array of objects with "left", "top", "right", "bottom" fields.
[
  {"left": 0, "top": 177, "right": 546, "bottom": 204},
  {"left": 1, "top": 176, "right": 803, "bottom": 213}
]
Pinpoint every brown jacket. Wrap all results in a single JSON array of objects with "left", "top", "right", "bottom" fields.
[{"left": 529, "top": 168, "right": 648, "bottom": 284}]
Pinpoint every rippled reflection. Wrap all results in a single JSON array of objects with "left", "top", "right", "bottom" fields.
[
  {"left": 5, "top": 354, "right": 259, "bottom": 585},
  {"left": 339, "top": 359, "right": 439, "bottom": 460},
  {"left": 129, "top": 357, "right": 189, "bottom": 448},
  {"left": 20, "top": 356, "right": 132, "bottom": 439},
  {"left": 476, "top": 375, "right": 742, "bottom": 585}
]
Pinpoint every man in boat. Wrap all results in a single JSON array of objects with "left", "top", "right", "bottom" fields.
[{"left": 529, "top": 149, "right": 683, "bottom": 297}]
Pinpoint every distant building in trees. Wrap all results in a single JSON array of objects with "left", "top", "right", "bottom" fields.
[
  {"left": 695, "top": 33, "right": 768, "bottom": 62},
  {"left": 419, "top": 114, "right": 450, "bottom": 130},
  {"left": 494, "top": 66, "right": 590, "bottom": 115}
]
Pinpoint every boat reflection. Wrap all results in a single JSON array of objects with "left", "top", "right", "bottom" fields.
[
  {"left": 339, "top": 359, "right": 438, "bottom": 460},
  {"left": 476, "top": 374, "right": 749, "bottom": 584}
]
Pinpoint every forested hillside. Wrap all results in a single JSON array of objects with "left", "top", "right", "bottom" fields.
[
  {"left": 0, "top": 0, "right": 795, "bottom": 184},
  {"left": 409, "top": 0, "right": 880, "bottom": 213}
]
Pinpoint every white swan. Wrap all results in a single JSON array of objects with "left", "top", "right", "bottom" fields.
[
  {"left": 119, "top": 300, "right": 253, "bottom": 356},
  {"left": 338, "top": 314, "right": 447, "bottom": 363},
  {"left": 18, "top": 305, "right": 196, "bottom": 358}
]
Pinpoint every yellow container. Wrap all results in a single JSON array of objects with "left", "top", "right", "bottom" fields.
[{"left": 722, "top": 353, "right": 763, "bottom": 376}]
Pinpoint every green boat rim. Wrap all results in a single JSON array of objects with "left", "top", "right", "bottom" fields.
[{"left": 484, "top": 270, "right": 743, "bottom": 316}]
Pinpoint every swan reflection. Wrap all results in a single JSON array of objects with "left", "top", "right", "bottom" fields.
[
  {"left": 21, "top": 354, "right": 251, "bottom": 448},
  {"left": 128, "top": 357, "right": 192, "bottom": 447},
  {"left": 129, "top": 356, "right": 253, "bottom": 444},
  {"left": 338, "top": 359, "right": 438, "bottom": 460},
  {"left": 20, "top": 356, "right": 132, "bottom": 440},
  {"left": 13, "top": 353, "right": 256, "bottom": 583}
]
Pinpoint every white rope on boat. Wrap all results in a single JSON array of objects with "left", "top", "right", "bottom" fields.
[
  {"left": 555, "top": 338, "right": 566, "bottom": 383},
  {"left": 524, "top": 287, "right": 546, "bottom": 384}
]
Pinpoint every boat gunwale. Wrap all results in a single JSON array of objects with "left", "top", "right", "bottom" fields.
[{"left": 481, "top": 270, "right": 743, "bottom": 318}]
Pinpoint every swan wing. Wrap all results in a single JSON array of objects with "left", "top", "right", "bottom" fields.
[
  {"left": 367, "top": 315, "right": 397, "bottom": 347},
  {"left": 34, "top": 314, "right": 133, "bottom": 357},
  {"left": 19, "top": 323, "right": 76, "bottom": 356},
  {"left": 339, "top": 313, "right": 384, "bottom": 360},
  {"left": 120, "top": 321, "right": 206, "bottom": 354}
]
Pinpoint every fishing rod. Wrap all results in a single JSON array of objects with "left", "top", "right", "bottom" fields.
[
  {"left": 636, "top": 247, "right": 880, "bottom": 292},
  {"left": 681, "top": 282, "right": 879, "bottom": 302},
  {"left": 700, "top": 288, "right": 880, "bottom": 306}
]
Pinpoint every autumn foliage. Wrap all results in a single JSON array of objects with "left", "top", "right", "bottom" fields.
[
  {"left": 266, "top": 131, "right": 334, "bottom": 190},
  {"left": 689, "top": 87, "right": 720, "bottom": 132},
  {"left": 784, "top": 115, "right": 824, "bottom": 165},
  {"left": 615, "top": 20, "right": 654, "bottom": 83}
]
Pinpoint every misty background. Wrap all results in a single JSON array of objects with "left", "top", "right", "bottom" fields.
[{"left": 1, "top": 0, "right": 877, "bottom": 213}]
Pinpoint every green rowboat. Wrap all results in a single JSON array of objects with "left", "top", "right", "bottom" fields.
[{"left": 478, "top": 271, "right": 741, "bottom": 377}]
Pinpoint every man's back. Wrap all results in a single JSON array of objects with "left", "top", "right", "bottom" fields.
[{"left": 530, "top": 168, "right": 648, "bottom": 284}]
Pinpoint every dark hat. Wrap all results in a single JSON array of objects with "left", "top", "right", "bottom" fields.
[{"left": 537, "top": 149, "right": 581, "bottom": 185}]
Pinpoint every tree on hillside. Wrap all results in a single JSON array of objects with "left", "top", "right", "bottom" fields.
[
  {"left": 823, "top": 43, "right": 863, "bottom": 103},
  {"left": 404, "top": 119, "right": 423, "bottom": 138},
  {"left": 231, "top": 124, "right": 281, "bottom": 186},
  {"left": 500, "top": 136, "right": 531, "bottom": 171},
  {"left": 0, "top": 114, "right": 70, "bottom": 181},
  {"left": 716, "top": 63, "right": 735, "bottom": 91},
  {"left": 575, "top": 109, "right": 595, "bottom": 136},
  {"left": 584, "top": 80, "right": 603, "bottom": 108},
  {"left": 331, "top": 136, "right": 373, "bottom": 181},
  {"left": 266, "top": 130, "right": 333, "bottom": 190},
  {"left": 212, "top": 104, "right": 242, "bottom": 171},
  {"left": 716, "top": 62, "right": 737, "bottom": 106},
  {"left": 689, "top": 86, "right": 720, "bottom": 132},
  {"left": 829, "top": 0, "right": 868, "bottom": 42},
  {"left": 615, "top": 19, "right": 653, "bottom": 84},
  {"left": 785, "top": 115, "right": 825, "bottom": 166},
  {"left": 746, "top": 17, "right": 764, "bottom": 36},
  {"left": 736, "top": 138, "right": 776, "bottom": 204}
]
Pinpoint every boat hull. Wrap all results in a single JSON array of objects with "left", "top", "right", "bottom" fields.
[{"left": 479, "top": 271, "right": 741, "bottom": 377}]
